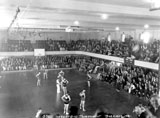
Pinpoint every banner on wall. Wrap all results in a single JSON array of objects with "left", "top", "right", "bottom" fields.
[{"left": 34, "top": 49, "right": 45, "bottom": 56}]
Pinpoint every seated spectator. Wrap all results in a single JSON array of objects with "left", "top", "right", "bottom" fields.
[
  {"left": 2, "top": 37, "right": 159, "bottom": 63},
  {"left": 74, "top": 56, "right": 158, "bottom": 99}
]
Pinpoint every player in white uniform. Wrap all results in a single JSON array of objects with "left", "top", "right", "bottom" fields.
[
  {"left": 87, "top": 70, "right": 92, "bottom": 87},
  {"left": 58, "top": 70, "right": 64, "bottom": 78},
  {"left": 35, "top": 108, "right": 42, "bottom": 118},
  {"left": 43, "top": 69, "right": 48, "bottom": 80},
  {"left": 36, "top": 72, "right": 41, "bottom": 87},
  {"left": 79, "top": 90, "right": 86, "bottom": 111},
  {"left": 56, "top": 78, "right": 61, "bottom": 93},
  {"left": 61, "top": 94, "right": 71, "bottom": 115}
]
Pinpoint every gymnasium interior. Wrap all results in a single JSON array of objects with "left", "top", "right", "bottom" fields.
[{"left": 0, "top": 0, "right": 160, "bottom": 118}]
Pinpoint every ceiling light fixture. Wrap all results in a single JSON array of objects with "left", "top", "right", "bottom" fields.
[
  {"left": 115, "top": 27, "right": 120, "bottom": 31},
  {"left": 101, "top": 14, "right": 108, "bottom": 20},
  {"left": 74, "top": 21, "right": 79, "bottom": 25},
  {"left": 144, "top": 24, "right": 149, "bottom": 29}
]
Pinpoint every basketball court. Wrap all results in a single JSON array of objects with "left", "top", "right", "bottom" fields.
[{"left": 0, "top": 69, "right": 148, "bottom": 118}]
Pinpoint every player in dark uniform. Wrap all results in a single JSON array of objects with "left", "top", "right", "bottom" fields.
[
  {"left": 61, "top": 77, "right": 69, "bottom": 95},
  {"left": 79, "top": 90, "right": 86, "bottom": 111},
  {"left": 61, "top": 94, "right": 71, "bottom": 115}
]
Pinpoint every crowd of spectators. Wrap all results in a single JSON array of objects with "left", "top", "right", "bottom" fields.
[
  {"left": 100, "top": 64, "right": 158, "bottom": 99},
  {"left": 0, "top": 56, "right": 74, "bottom": 71},
  {"left": 0, "top": 40, "right": 33, "bottom": 52},
  {"left": 73, "top": 56, "right": 159, "bottom": 100},
  {"left": 0, "top": 55, "right": 159, "bottom": 118},
  {"left": 0, "top": 53, "right": 159, "bottom": 100},
  {"left": 1, "top": 34, "right": 160, "bottom": 118},
  {"left": 0, "top": 55, "right": 159, "bottom": 100},
  {"left": 0, "top": 37, "right": 160, "bottom": 63}
]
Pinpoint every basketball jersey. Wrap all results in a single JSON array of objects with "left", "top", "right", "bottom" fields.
[
  {"left": 59, "top": 71, "right": 64, "bottom": 77},
  {"left": 63, "top": 96, "right": 70, "bottom": 104},
  {"left": 36, "top": 72, "right": 40, "bottom": 79},
  {"left": 80, "top": 94, "right": 85, "bottom": 101},
  {"left": 56, "top": 79, "right": 60, "bottom": 85},
  {"left": 62, "top": 80, "right": 67, "bottom": 87},
  {"left": 44, "top": 70, "right": 47, "bottom": 74},
  {"left": 57, "top": 74, "right": 62, "bottom": 79}
]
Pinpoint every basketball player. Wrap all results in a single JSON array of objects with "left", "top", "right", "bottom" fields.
[
  {"left": 87, "top": 70, "right": 92, "bottom": 87},
  {"left": 58, "top": 70, "right": 64, "bottom": 78},
  {"left": 57, "top": 73, "right": 62, "bottom": 80},
  {"left": 61, "top": 94, "right": 71, "bottom": 115},
  {"left": 61, "top": 77, "right": 69, "bottom": 95},
  {"left": 57, "top": 74, "right": 62, "bottom": 89},
  {"left": 79, "top": 90, "right": 86, "bottom": 111},
  {"left": 56, "top": 78, "right": 61, "bottom": 93},
  {"left": 36, "top": 72, "right": 41, "bottom": 87},
  {"left": 35, "top": 108, "right": 42, "bottom": 118},
  {"left": 43, "top": 69, "right": 48, "bottom": 80}
]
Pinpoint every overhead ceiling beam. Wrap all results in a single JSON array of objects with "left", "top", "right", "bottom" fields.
[
  {"left": 2, "top": 0, "right": 160, "bottom": 17},
  {"left": 2, "top": 0, "right": 160, "bottom": 30},
  {"left": 23, "top": 0, "right": 160, "bottom": 17},
  {"left": 13, "top": 19, "right": 148, "bottom": 30},
  {"left": 18, "top": 12, "right": 160, "bottom": 26}
]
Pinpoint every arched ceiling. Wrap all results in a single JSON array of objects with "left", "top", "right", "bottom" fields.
[{"left": 0, "top": 0, "right": 160, "bottom": 32}]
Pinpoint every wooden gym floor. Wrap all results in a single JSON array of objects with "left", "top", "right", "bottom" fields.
[{"left": 0, "top": 69, "right": 147, "bottom": 118}]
